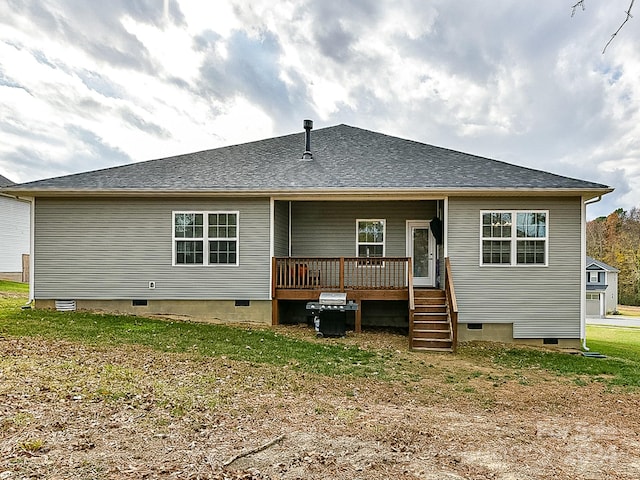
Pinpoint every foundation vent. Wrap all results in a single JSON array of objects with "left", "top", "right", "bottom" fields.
[{"left": 55, "top": 300, "right": 77, "bottom": 312}]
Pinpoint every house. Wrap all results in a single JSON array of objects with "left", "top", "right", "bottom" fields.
[
  {"left": 586, "top": 256, "right": 619, "bottom": 317},
  {"left": 0, "top": 174, "right": 30, "bottom": 282},
  {"left": 1, "top": 122, "right": 613, "bottom": 351}
]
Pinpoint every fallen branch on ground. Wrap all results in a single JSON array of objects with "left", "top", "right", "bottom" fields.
[{"left": 223, "top": 435, "right": 286, "bottom": 467}]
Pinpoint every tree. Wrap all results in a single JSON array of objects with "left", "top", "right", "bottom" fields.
[
  {"left": 586, "top": 216, "right": 606, "bottom": 259},
  {"left": 572, "top": 0, "right": 635, "bottom": 53},
  {"left": 587, "top": 207, "right": 640, "bottom": 305}
]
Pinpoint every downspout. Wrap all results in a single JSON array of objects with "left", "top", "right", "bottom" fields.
[
  {"left": 581, "top": 195, "right": 603, "bottom": 351},
  {"left": 288, "top": 201, "right": 292, "bottom": 257},
  {"left": 269, "top": 197, "right": 275, "bottom": 300},
  {"left": 443, "top": 197, "right": 449, "bottom": 259},
  {"left": 28, "top": 196, "right": 35, "bottom": 306}
]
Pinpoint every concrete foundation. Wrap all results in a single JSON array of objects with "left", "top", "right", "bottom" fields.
[
  {"left": 35, "top": 299, "right": 272, "bottom": 325},
  {"left": 458, "top": 322, "right": 581, "bottom": 348},
  {"left": 0, "top": 272, "right": 23, "bottom": 282},
  {"left": 32, "top": 299, "right": 581, "bottom": 348}
]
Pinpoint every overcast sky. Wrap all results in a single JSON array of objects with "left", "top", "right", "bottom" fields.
[{"left": 1, "top": 0, "right": 638, "bottom": 219}]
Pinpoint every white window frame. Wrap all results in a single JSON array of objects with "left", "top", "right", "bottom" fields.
[
  {"left": 356, "top": 219, "right": 386, "bottom": 265},
  {"left": 480, "top": 210, "right": 549, "bottom": 267},
  {"left": 172, "top": 211, "right": 239, "bottom": 266},
  {"left": 588, "top": 271, "right": 599, "bottom": 283}
]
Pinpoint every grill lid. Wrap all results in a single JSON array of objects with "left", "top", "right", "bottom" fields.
[{"left": 318, "top": 292, "right": 347, "bottom": 305}]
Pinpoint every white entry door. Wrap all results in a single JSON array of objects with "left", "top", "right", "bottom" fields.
[{"left": 407, "top": 220, "right": 435, "bottom": 287}]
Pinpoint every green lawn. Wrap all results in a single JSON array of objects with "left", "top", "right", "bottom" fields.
[
  {"left": 0, "top": 281, "right": 390, "bottom": 379},
  {"left": 586, "top": 324, "right": 640, "bottom": 361},
  {"left": 1, "top": 280, "right": 639, "bottom": 388},
  {"left": 461, "top": 324, "right": 640, "bottom": 388},
  {"left": 0, "top": 280, "right": 29, "bottom": 294}
]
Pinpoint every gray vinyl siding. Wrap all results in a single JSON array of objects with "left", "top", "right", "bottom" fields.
[
  {"left": 448, "top": 196, "right": 582, "bottom": 338},
  {"left": 34, "top": 197, "right": 271, "bottom": 300},
  {"left": 291, "top": 201, "right": 437, "bottom": 257},
  {"left": 273, "top": 200, "right": 289, "bottom": 257}
]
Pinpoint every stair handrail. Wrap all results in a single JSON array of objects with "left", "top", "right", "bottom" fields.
[
  {"left": 408, "top": 258, "right": 415, "bottom": 348},
  {"left": 444, "top": 257, "right": 458, "bottom": 352}
]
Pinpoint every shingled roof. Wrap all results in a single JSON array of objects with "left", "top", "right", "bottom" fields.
[
  {"left": 2, "top": 124, "right": 611, "bottom": 196},
  {"left": 586, "top": 256, "right": 619, "bottom": 272},
  {"left": 0, "top": 174, "right": 14, "bottom": 187}
]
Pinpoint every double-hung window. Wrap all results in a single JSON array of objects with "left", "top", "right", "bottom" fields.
[
  {"left": 173, "top": 212, "right": 238, "bottom": 266},
  {"left": 480, "top": 211, "right": 548, "bottom": 266},
  {"left": 357, "top": 219, "right": 385, "bottom": 265}
]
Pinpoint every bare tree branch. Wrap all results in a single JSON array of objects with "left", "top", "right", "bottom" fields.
[
  {"left": 571, "top": 0, "right": 635, "bottom": 53},
  {"left": 603, "top": 0, "right": 635, "bottom": 53},
  {"left": 222, "top": 434, "right": 286, "bottom": 467},
  {"left": 571, "top": 1, "right": 586, "bottom": 17}
]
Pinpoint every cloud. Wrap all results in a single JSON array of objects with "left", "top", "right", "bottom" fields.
[
  {"left": 119, "top": 107, "right": 172, "bottom": 138},
  {"left": 308, "top": 1, "right": 381, "bottom": 64},
  {"left": 76, "top": 69, "right": 124, "bottom": 99},
  {"left": 0, "top": 0, "right": 639, "bottom": 217},
  {"left": 0, "top": 67, "right": 32, "bottom": 95},
  {"left": 198, "top": 29, "right": 311, "bottom": 129},
  {"left": 64, "top": 124, "right": 132, "bottom": 171},
  {"left": 6, "top": 0, "right": 187, "bottom": 73}
]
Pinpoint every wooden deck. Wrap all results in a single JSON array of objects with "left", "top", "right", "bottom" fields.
[
  {"left": 272, "top": 256, "right": 459, "bottom": 352},
  {"left": 271, "top": 257, "right": 411, "bottom": 332}
]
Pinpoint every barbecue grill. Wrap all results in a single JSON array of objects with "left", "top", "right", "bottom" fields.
[{"left": 306, "top": 292, "right": 358, "bottom": 337}]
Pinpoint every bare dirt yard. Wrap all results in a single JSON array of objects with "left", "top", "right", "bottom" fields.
[{"left": 1, "top": 327, "right": 639, "bottom": 479}]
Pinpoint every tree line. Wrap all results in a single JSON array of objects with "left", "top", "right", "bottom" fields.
[{"left": 587, "top": 207, "right": 640, "bottom": 305}]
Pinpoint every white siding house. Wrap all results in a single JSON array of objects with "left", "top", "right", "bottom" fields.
[{"left": 0, "top": 175, "right": 30, "bottom": 282}]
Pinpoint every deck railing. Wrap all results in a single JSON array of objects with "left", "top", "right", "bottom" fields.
[
  {"left": 444, "top": 257, "right": 459, "bottom": 352},
  {"left": 408, "top": 257, "right": 415, "bottom": 347},
  {"left": 274, "top": 257, "right": 410, "bottom": 291}
]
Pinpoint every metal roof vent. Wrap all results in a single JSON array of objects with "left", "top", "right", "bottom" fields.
[{"left": 301, "top": 119, "right": 313, "bottom": 160}]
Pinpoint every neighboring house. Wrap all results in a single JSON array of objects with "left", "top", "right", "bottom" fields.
[
  {"left": 1, "top": 122, "right": 613, "bottom": 350},
  {"left": 0, "top": 174, "right": 30, "bottom": 282},
  {"left": 586, "top": 256, "right": 619, "bottom": 317}
]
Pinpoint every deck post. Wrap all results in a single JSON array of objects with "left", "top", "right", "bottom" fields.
[
  {"left": 272, "top": 299, "right": 279, "bottom": 326},
  {"left": 339, "top": 257, "right": 345, "bottom": 291},
  {"left": 271, "top": 257, "right": 278, "bottom": 325},
  {"left": 271, "top": 257, "right": 277, "bottom": 297},
  {"left": 355, "top": 299, "right": 362, "bottom": 333}
]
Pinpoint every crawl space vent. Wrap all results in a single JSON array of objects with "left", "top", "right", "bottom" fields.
[{"left": 55, "top": 300, "right": 77, "bottom": 312}]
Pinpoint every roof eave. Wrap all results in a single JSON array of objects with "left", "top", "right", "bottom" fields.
[{"left": 1, "top": 186, "right": 614, "bottom": 200}]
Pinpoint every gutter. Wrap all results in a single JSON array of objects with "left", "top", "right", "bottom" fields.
[
  {"left": 0, "top": 191, "right": 32, "bottom": 204},
  {"left": 584, "top": 195, "right": 602, "bottom": 206},
  {"left": 0, "top": 187, "right": 615, "bottom": 200}
]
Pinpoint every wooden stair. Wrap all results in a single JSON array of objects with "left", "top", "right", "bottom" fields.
[{"left": 410, "top": 289, "right": 453, "bottom": 352}]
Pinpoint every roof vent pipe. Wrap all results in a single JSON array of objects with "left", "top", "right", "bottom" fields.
[{"left": 302, "top": 119, "right": 313, "bottom": 160}]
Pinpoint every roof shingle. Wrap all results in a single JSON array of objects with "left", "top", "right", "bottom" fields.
[
  {"left": 2, "top": 124, "right": 611, "bottom": 194},
  {"left": 0, "top": 174, "right": 14, "bottom": 187}
]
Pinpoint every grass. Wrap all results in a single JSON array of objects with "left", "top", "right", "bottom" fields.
[
  {"left": 1, "top": 279, "right": 640, "bottom": 388},
  {"left": 586, "top": 324, "right": 640, "bottom": 361},
  {"left": 0, "top": 280, "right": 29, "bottom": 294},
  {"left": 0, "top": 282, "right": 388, "bottom": 379},
  {"left": 463, "top": 325, "right": 640, "bottom": 388}
]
